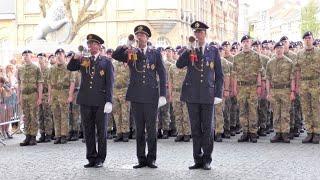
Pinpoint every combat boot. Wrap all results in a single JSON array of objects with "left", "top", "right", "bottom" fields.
[
  {"left": 302, "top": 133, "right": 313, "bottom": 143},
  {"left": 270, "top": 133, "right": 282, "bottom": 143},
  {"left": 230, "top": 126, "right": 236, "bottom": 136},
  {"left": 282, "top": 133, "right": 290, "bottom": 143},
  {"left": 288, "top": 129, "right": 295, "bottom": 139},
  {"left": 157, "top": 129, "right": 163, "bottom": 139},
  {"left": 238, "top": 133, "right": 249, "bottom": 142},
  {"left": 60, "top": 136, "right": 67, "bottom": 144},
  {"left": 250, "top": 133, "right": 258, "bottom": 143},
  {"left": 54, "top": 137, "right": 61, "bottom": 144},
  {"left": 235, "top": 125, "right": 242, "bottom": 134},
  {"left": 79, "top": 131, "right": 84, "bottom": 139},
  {"left": 114, "top": 133, "right": 123, "bottom": 142},
  {"left": 20, "top": 135, "right": 31, "bottom": 146},
  {"left": 222, "top": 130, "right": 231, "bottom": 139},
  {"left": 169, "top": 129, "right": 177, "bottom": 137},
  {"left": 183, "top": 135, "right": 191, "bottom": 142},
  {"left": 123, "top": 133, "right": 129, "bottom": 142},
  {"left": 67, "top": 131, "right": 73, "bottom": 141},
  {"left": 215, "top": 133, "right": 223, "bottom": 142},
  {"left": 107, "top": 131, "right": 113, "bottom": 139},
  {"left": 29, "top": 136, "right": 37, "bottom": 146},
  {"left": 44, "top": 135, "right": 51, "bottom": 142},
  {"left": 174, "top": 135, "right": 184, "bottom": 142},
  {"left": 162, "top": 130, "right": 169, "bottom": 139},
  {"left": 37, "top": 132, "right": 46, "bottom": 143},
  {"left": 258, "top": 128, "right": 267, "bottom": 137},
  {"left": 312, "top": 134, "right": 320, "bottom": 144},
  {"left": 293, "top": 128, "right": 300, "bottom": 137},
  {"left": 70, "top": 131, "right": 79, "bottom": 141}
]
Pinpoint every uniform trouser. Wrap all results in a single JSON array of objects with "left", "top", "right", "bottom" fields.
[
  {"left": 113, "top": 94, "right": 130, "bottom": 134},
  {"left": 257, "top": 98, "right": 268, "bottom": 130},
  {"left": 69, "top": 103, "right": 80, "bottom": 132},
  {"left": 51, "top": 91, "right": 69, "bottom": 137},
  {"left": 129, "top": 105, "right": 136, "bottom": 131},
  {"left": 230, "top": 96, "right": 240, "bottom": 128},
  {"left": 270, "top": 89, "right": 290, "bottom": 133},
  {"left": 169, "top": 102, "right": 177, "bottom": 132},
  {"left": 173, "top": 101, "right": 191, "bottom": 136},
  {"left": 131, "top": 102, "right": 158, "bottom": 163},
  {"left": 158, "top": 103, "right": 170, "bottom": 131},
  {"left": 187, "top": 103, "right": 214, "bottom": 164},
  {"left": 300, "top": 82, "right": 320, "bottom": 134},
  {"left": 22, "top": 93, "right": 39, "bottom": 136},
  {"left": 238, "top": 86, "right": 258, "bottom": 134},
  {"left": 39, "top": 94, "right": 52, "bottom": 135},
  {"left": 81, "top": 105, "right": 106, "bottom": 164},
  {"left": 223, "top": 98, "right": 232, "bottom": 132},
  {"left": 290, "top": 95, "right": 303, "bottom": 130},
  {"left": 215, "top": 100, "right": 224, "bottom": 134}
]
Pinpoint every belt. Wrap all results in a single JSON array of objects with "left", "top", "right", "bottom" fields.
[
  {"left": 272, "top": 83, "right": 290, "bottom": 89},
  {"left": 51, "top": 85, "right": 69, "bottom": 90},
  {"left": 22, "top": 88, "right": 37, "bottom": 95},
  {"left": 301, "top": 76, "right": 318, "bottom": 81},
  {"left": 237, "top": 81, "right": 257, "bottom": 86}
]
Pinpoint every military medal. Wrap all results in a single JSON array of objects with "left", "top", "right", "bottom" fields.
[
  {"left": 147, "top": 64, "right": 150, "bottom": 69},
  {"left": 206, "top": 61, "right": 209, "bottom": 66},
  {"left": 81, "top": 57, "right": 90, "bottom": 73},
  {"left": 210, "top": 62, "right": 214, "bottom": 69},
  {"left": 151, "top": 64, "right": 155, "bottom": 70},
  {"left": 100, "top": 70, "right": 105, "bottom": 76}
]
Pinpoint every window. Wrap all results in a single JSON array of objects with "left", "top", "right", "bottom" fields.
[{"left": 155, "top": 36, "right": 171, "bottom": 47}]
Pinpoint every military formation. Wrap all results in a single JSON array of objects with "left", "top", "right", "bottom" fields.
[{"left": 16, "top": 20, "right": 320, "bottom": 170}]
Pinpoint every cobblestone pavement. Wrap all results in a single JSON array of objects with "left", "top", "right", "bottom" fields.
[{"left": 0, "top": 133, "right": 319, "bottom": 180}]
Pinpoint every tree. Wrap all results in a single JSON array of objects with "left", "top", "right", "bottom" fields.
[
  {"left": 38, "top": 0, "right": 108, "bottom": 44},
  {"left": 301, "top": 0, "right": 320, "bottom": 37}
]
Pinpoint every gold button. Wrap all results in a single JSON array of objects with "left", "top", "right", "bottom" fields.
[
  {"left": 201, "top": 74, "right": 203, "bottom": 77},
  {"left": 143, "top": 81, "right": 145, "bottom": 83},
  {"left": 90, "top": 86, "right": 92, "bottom": 88},
  {"left": 92, "top": 67, "right": 95, "bottom": 69},
  {"left": 91, "top": 77, "right": 93, "bottom": 79},
  {"left": 143, "top": 75, "right": 145, "bottom": 78},
  {"left": 90, "top": 82, "right": 93, "bottom": 84},
  {"left": 200, "top": 80, "right": 203, "bottom": 83}
]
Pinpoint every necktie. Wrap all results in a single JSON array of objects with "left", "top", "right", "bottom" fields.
[
  {"left": 141, "top": 48, "right": 145, "bottom": 55},
  {"left": 199, "top": 46, "right": 203, "bottom": 57}
]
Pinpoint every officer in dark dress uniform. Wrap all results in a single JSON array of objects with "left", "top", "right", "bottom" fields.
[
  {"left": 67, "top": 34, "right": 114, "bottom": 168},
  {"left": 112, "top": 25, "right": 167, "bottom": 169},
  {"left": 176, "top": 21, "right": 224, "bottom": 170}
]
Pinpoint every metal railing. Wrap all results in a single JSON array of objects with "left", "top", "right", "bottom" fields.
[{"left": 0, "top": 93, "right": 22, "bottom": 146}]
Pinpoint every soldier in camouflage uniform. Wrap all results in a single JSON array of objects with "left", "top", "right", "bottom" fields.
[
  {"left": 37, "top": 53, "right": 53, "bottom": 143},
  {"left": 157, "top": 47, "right": 174, "bottom": 139},
  {"left": 296, "top": 32, "right": 320, "bottom": 144},
  {"left": 171, "top": 48, "right": 191, "bottom": 142},
  {"left": 215, "top": 47, "right": 233, "bottom": 142},
  {"left": 232, "top": 35, "right": 264, "bottom": 143},
  {"left": 18, "top": 50, "right": 43, "bottom": 146},
  {"left": 49, "top": 48, "right": 75, "bottom": 144},
  {"left": 224, "top": 44, "right": 241, "bottom": 135},
  {"left": 113, "top": 61, "right": 130, "bottom": 142},
  {"left": 280, "top": 36, "right": 302, "bottom": 138},
  {"left": 266, "top": 42, "right": 295, "bottom": 143}
]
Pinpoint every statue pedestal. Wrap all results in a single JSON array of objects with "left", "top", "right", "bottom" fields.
[{"left": 22, "top": 40, "right": 77, "bottom": 54}]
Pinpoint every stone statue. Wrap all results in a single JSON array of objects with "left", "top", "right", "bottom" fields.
[{"left": 33, "top": 0, "right": 70, "bottom": 42}]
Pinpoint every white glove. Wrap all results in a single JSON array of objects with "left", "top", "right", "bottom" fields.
[
  {"left": 158, "top": 96, "right": 167, "bottom": 108},
  {"left": 104, "top": 102, "right": 113, "bottom": 113},
  {"left": 214, "top": 97, "right": 223, "bottom": 105}
]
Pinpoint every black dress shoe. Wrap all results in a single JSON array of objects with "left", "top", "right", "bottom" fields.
[
  {"left": 202, "top": 163, "right": 211, "bottom": 170},
  {"left": 133, "top": 163, "right": 147, "bottom": 169},
  {"left": 147, "top": 161, "right": 158, "bottom": 168},
  {"left": 189, "top": 163, "right": 203, "bottom": 169},
  {"left": 84, "top": 162, "right": 95, "bottom": 168},
  {"left": 95, "top": 162, "right": 103, "bottom": 168}
]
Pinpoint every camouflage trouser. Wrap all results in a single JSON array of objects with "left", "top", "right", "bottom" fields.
[
  {"left": 158, "top": 103, "right": 170, "bottom": 131},
  {"left": 238, "top": 86, "right": 258, "bottom": 134},
  {"left": 22, "top": 93, "right": 39, "bottom": 136},
  {"left": 107, "top": 114, "right": 114, "bottom": 132},
  {"left": 300, "top": 82, "right": 320, "bottom": 134},
  {"left": 39, "top": 93, "right": 52, "bottom": 135},
  {"left": 257, "top": 98, "right": 268, "bottom": 129},
  {"left": 51, "top": 90, "right": 69, "bottom": 137},
  {"left": 69, "top": 102, "right": 80, "bottom": 132},
  {"left": 290, "top": 95, "right": 303, "bottom": 130},
  {"left": 173, "top": 101, "right": 191, "bottom": 135},
  {"left": 169, "top": 102, "right": 177, "bottom": 132},
  {"left": 113, "top": 93, "right": 130, "bottom": 134},
  {"left": 230, "top": 96, "right": 240, "bottom": 128},
  {"left": 215, "top": 100, "right": 224, "bottom": 134},
  {"left": 223, "top": 98, "right": 232, "bottom": 132},
  {"left": 270, "top": 89, "right": 290, "bottom": 133}
]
